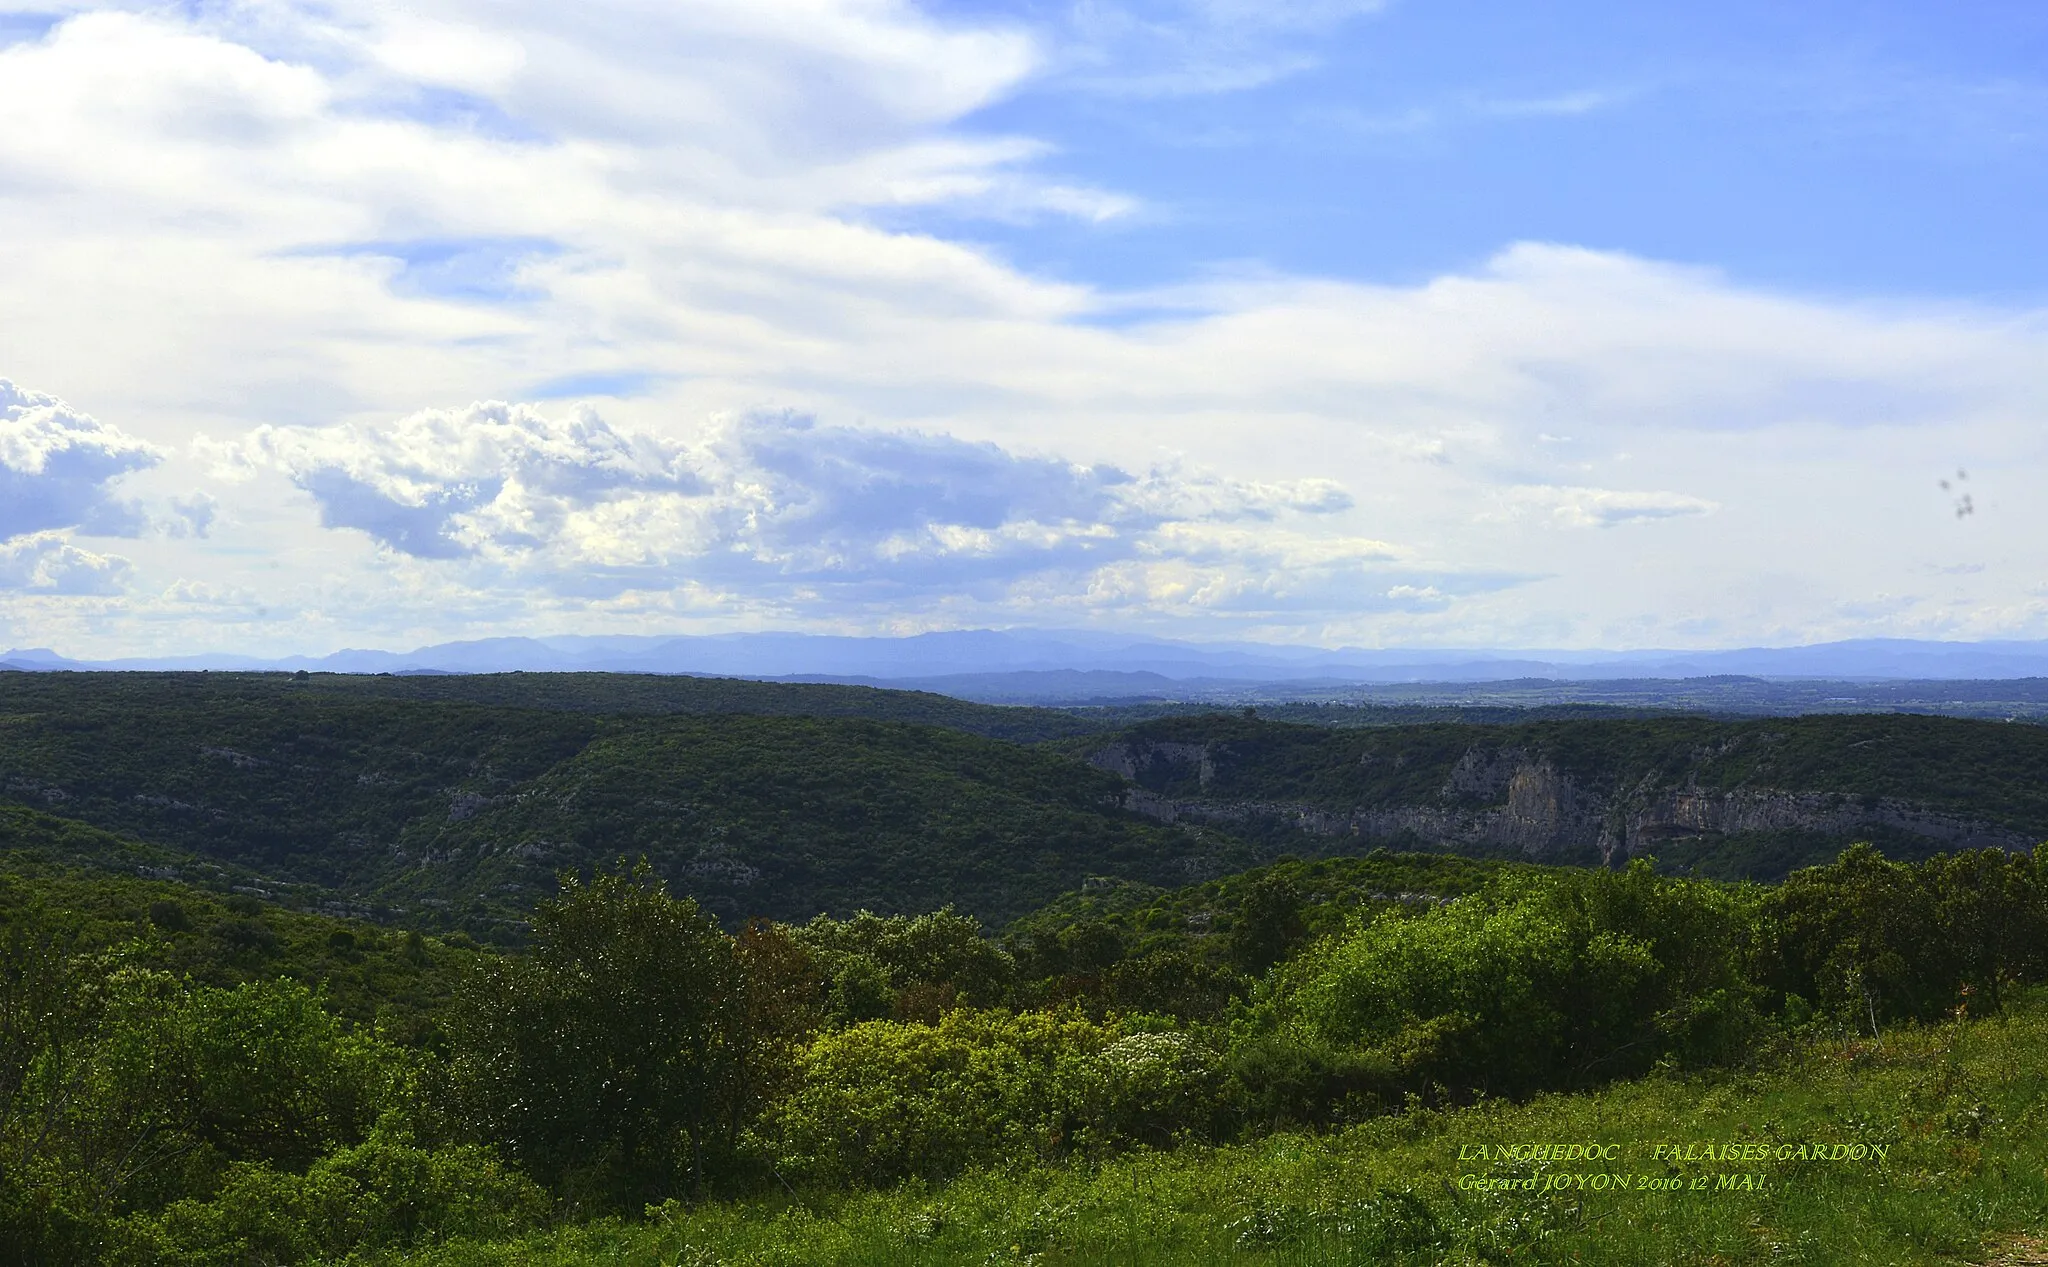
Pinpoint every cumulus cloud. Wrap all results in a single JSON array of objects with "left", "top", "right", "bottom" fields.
[
  {"left": 243, "top": 401, "right": 702, "bottom": 560},
  {"left": 0, "top": 531, "right": 132, "bottom": 594},
  {"left": 687, "top": 413, "right": 1147, "bottom": 586},
  {"left": 0, "top": 378, "right": 160, "bottom": 540},
  {"left": 236, "top": 402, "right": 1366, "bottom": 607}
]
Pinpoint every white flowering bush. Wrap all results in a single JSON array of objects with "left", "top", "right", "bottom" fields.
[{"left": 1088, "top": 1030, "right": 1222, "bottom": 1150}]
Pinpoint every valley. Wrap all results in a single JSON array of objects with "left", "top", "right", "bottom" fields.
[
  {"left": 6, "top": 673, "right": 2047, "bottom": 937},
  {"left": 7, "top": 670, "right": 2048, "bottom": 1264}
]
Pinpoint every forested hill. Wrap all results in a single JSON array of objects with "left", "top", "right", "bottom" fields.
[
  {"left": 0, "top": 668, "right": 1102, "bottom": 742},
  {"left": 0, "top": 674, "right": 1238, "bottom": 935},
  {"left": 9, "top": 673, "right": 2048, "bottom": 939},
  {"left": 1079, "top": 711, "right": 2048, "bottom": 876}
]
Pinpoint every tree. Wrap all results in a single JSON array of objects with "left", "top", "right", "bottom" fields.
[
  {"left": 1926, "top": 848, "right": 2047, "bottom": 1012},
  {"left": 1106, "top": 950, "right": 1246, "bottom": 1021},
  {"left": 1767, "top": 843, "right": 1949, "bottom": 1025},
  {"left": 452, "top": 862, "right": 743, "bottom": 1207},
  {"left": 723, "top": 920, "right": 825, "bottom": 1145},
  {"left": 1228, "top": 874, "right": 1305, "bottom": 974},
  {"left": 758, "top": 1008, "right": 1118, "bottom": 1187},
  {"left": 795, "top": 908, "right": 1015, "bottom": 1008},
  {"left": 0, "top": 896, "right": 100, "bottom": 1262}
]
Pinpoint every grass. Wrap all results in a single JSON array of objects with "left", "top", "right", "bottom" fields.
[{"left": 364, "top": 994, "right": 2048, "bottom": 1266}]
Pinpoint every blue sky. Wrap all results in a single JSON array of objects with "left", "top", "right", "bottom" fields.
[
  {"left": 921, "top": 0, "right": 2048, "bottom": 298},
  {"left": 0, "top": 0, "right": 2044, "bottom": 656}
]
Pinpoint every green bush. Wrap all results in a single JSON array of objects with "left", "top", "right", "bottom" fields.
[
  {"left": 112, "top": 1129, "right": 549, "bottom": 1264},
  {"left": 1226, "top": 874, "right": 1305, "bottom": 974},
  {"left": 1090, "top": 1028, "right": 1223, "bottom": 1149},
  {"left": 1763, "top": 843, "right": 2048, "bottom": 1025},
  {"left": 167, "top": 977, "right": 397, "bottom": 1167},
  {"left": 754, "top": 1007, "right": 1219, "bottom": 1187},
  {"left": 1105, "top": 950, "right": 1247, "bottom": 1021},
  {"left": 792, "top": 908, "right": 1016, "bottom": 1022},
  {"left": 1253, "top": 862, "right": 1763, "bottom": 1109},
  {"left": 0, "top": 902, "right": 430, "bottom": 1262}
]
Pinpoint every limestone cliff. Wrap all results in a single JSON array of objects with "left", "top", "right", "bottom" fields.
[{"left": 1087, "top": 737, "right": 2033, "bottom": 863}]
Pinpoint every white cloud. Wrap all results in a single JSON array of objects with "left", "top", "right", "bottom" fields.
[
  {"left": 1473, "top": 89, "right": 1624, "bottom": 119},
  {"left": 367, "top": 14, "right": 527, "bottom": 96},
  {"left": 1505, "top": 484, "right": 1720, "bottom": 529},
  {"left": 233, "top": 402, "right": 1366, "bottom": 610},
  {"left": 166, "top": 494, "right": 218, "bottom": 539},
  {"left": 1315, "top": 88, "right": 1628, "bottom": 144},
  {"left": 0, "top": 532, "right": 132, "bottom": 594},
  {"left": 0, "top": 378, "right": 160, "bottom": 539},
  {"left": 1385, "top": 584, "right": 1444, "bottom": 603},
  {"left": 241, "top": 400, "right": 703, "bottom": 560}
]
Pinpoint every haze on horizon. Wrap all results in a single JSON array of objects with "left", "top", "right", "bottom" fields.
[{"left": 1, "top": 0, "right": 2043, "bottom": 661}]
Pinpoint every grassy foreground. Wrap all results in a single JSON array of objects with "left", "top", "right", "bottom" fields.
[{"left": 373, "top": 995, "right": 2048, "bottom": 1267}]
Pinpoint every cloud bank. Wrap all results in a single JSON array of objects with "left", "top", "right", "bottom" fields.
[{"left": 234, "top": 402, "right": 1387, "bottom": 615}]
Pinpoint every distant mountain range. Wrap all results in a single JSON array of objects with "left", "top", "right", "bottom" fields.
[{"left": 8, "top": 631, "right": 2048, "bottom": 698}]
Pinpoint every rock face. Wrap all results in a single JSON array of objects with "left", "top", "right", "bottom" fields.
[
  {"left": 1088, "top": 739, "right": 2034, "bottom": 862},
  {"left": 1087, "top": 740, "right": 1216, "bottom": 788}
]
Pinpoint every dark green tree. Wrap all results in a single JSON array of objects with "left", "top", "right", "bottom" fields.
[
  {"left": 794, "top": 907, "right": 1017, "bottom": 1022},
  {"left": 451, "top": 862, "right": 742, "bottom": 1208},
  {"left": 1228, "top": 874, "right": 1306, "bottom": 974},
  {"left": 1905, "top": 847, "right": 2043, "bottom": 1014},
  {"left": 1059, "top": 920, "right": 1125, "bottom": 977},
  {"left": 0, "top": 897, "right": 99, "bottom": 1262},
  {"left": 722, "top": 920, "right": 826, "bottom": 1145},
  {"left": 1106, "top": 950, "right": 1247, "bottom": 1021},
  {"left": 1766, "top": 843, "right": 1945, "bottom": 1027}
]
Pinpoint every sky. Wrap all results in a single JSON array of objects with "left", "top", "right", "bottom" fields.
[{"left": 1, "top": 0, "right": 2044, "bottom": 657}]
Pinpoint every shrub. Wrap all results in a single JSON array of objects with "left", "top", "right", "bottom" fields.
[
  {"left": 1092, "top": 1029, "right": 1222, "bottom": 1148},
  {"left": 755, "top": 1007, "right": 1219, "bottom": 1187},
  {"left": 1227, "top": 874, "right": 1306, "bottom": 974},
  {"left": 793, "top": 908, "right": 1017, "bottom": 1022},
  {"left": 1253, "top": 863, "right": 1762, "bottom": 1109},
  {"left": 76, "top": 971, "right": 402, "bottom": 1187},
  {"left": 148, "top": 899, "right": 190, "bottom": 932},
  {"left": 112, "top": 1130, "right": 549, "bottom": 1264},
  {"left": 1, "top": 910, "right": 420, "bottom": 1263},
  {"left": 1763, "top": 844, "right": 2048, "bottom": 1025},
  {"left": 1106, "top": 950, "right": 1248, "bottom": 1021}
]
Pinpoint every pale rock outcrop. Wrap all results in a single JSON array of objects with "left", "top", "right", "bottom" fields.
[{"left": 1090, "top": 739, "right": 2031, "bottom": 862}]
